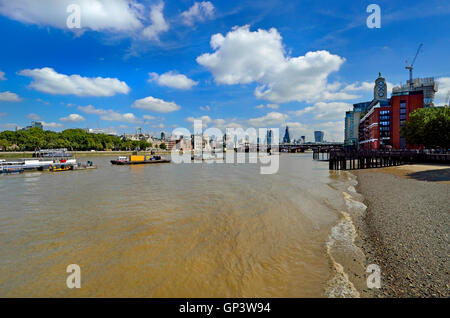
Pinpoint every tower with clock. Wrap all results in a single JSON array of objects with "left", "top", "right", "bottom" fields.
[{"left": 374, "top": 72, "right": 387, "bottom": 100}]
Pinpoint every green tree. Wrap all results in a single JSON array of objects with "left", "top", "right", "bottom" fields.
[
  {"left": 160, "top": 142, "right": 167, "bottom": 150},
  {"left": 0, "top": 138, "right": 10, "bottom": 151},
  {"left": 401, "top": 107, "right": 450, "bottom": 150},
  {"left": 139, "top": 140, "right": 151, "bottom": 150}
]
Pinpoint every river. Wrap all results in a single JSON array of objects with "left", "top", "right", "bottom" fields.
[{"left": 0, "top": 153, "right": 367, "bottom": 297}]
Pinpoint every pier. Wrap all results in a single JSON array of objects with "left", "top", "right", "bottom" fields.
[{"left": 313, "top": 149, "right": 450, "bottom": 170}]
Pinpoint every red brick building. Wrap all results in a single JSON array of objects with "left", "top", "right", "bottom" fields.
[
  {"left": 358, "top": 103, "right": 391, "bottom": 150},
  {"left": 358, "top": 77, "right": 438, "bottom": 150},
  {"left": 389, "top": 91, "right": 425, "bottom": 149}
]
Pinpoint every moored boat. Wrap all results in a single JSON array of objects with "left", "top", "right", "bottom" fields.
[
  {"left": 40, "top": 163, "right": 74, "bottom": 172},
  {"left": 0, "top": 166, "right": 24, "bottom": 174},
  {"left": 111, "top": 154, "right": 170, "bottom": 165},
  {"left": 73, "top": 161, "right": 97, "bottom": 171}
]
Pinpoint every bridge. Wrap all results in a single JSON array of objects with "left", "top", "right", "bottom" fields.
[
  {"left": 231, "top": 143, "right": 344, "bottom": 153},
  {"left": 278, "top": 143, "right": 344, "bottom": 153}
]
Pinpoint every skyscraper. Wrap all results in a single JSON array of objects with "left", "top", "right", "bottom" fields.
[
  {"left": 314, "top": 131, "right": 324, "bottom": 143},
  {"left": 283, "top": 126, "right": 291, "bottom": 144},
  {"left": 266, "top": 130, "right": 273, "bottom": 145}
]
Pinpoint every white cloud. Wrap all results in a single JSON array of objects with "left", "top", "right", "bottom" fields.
[
  {"left": 186, "top": 115, "right": 212, "bottom": 124},
  {"left": 342, "top": 80, "right": 394, "bottom": 95},
  {"left": 101, "top": 112, "right": 139, "bottom": 123},
  {"left": 26, "top": 113, "right": 41, "bottom": 120},
  {"left": 78, "top": 105, "right": 140, "bottom": 123},
  {"left": 19, "top": 67, "right": 130, "bottom": 97},
  {"left": 436, "top": 77, "right": 450, "bottom": 105},
  {"left": 60, "top": 113, "right": 85, "bottom": 122},
  {"left": 197, "top": 25, "right": 346, "bottom": 104},
  {"left": 142, "top": 2, "right": 169, "bottom": 40},
  {"left": 342, "top": 82, "right": 373, "bottom": 92},
  {"left": 0, "top": 112, "right": 7, "bottom": 118},
  {"left": 213, "top": 118, "right": 242, "bottom": 130},
  {"left": 36, "top": 98, "right": 50, "bottom": 105},
  {"left": 185, "top": 115, "right": 242, "bottom": 130},
  {"left": 0, "top": 70, "right": 5, "bottom": 80},
  {"left": 248, "top": 112, "right": 288, "bottom": 127},
  {"left": 132, "top": 96, "right": 181, "bottom": 113},
  {"left": 290, "top": 102, "right": 352, "bottom": 121},
  {"left": 42, "top": 121, "right": 63, "bottom": 128},
  {"left": 0, "top": 0, "right": 145, "bottom": 33},
  {"left": 0, "top": 123, "right": 21, "bottom": 130},
  {"left": 181, "top": 1, "right": 215, "bottom": 26},
  {"left": 77, "top": 105, "right": 106, "bottom": 115},
  {"left": 143, "top": 115, "right": 156, "bottom": 120},
  {"left": 200, "top": 105, "right": 210, "bottom": 111},
  {"left": 152, "top": 123, "right": 165, "bottom": 129},
  {"left": 255, "top": 104, "right": 280, "bottom": 110},
  {"left": 0, "top": 91, "right": 22, "bottom": 102},
  {"left": 149, "top": 71, "right": 198, "bottom": 90},
  {"left": 186, "top": 115, "right": 212, "bottom": 128}
]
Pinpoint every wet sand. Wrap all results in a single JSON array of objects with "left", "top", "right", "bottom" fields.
[{"left": 355, "top": 165, "right": 450, "bottom": 297}]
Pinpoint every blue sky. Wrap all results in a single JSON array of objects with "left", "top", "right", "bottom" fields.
[{"left": 0, "top": 0, "right": 449, "bottom": 141}]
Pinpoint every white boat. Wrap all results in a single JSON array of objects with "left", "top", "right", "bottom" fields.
[
  {"left": 0, "top": 158, "right": 77, "bottom": 171},
  {"left": 23, "top": 159, "right": 54, "bottom": 169}
]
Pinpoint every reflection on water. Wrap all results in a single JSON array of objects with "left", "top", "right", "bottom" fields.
[{"left": 0, "top": 154, "right": 353, "bottom": 297}]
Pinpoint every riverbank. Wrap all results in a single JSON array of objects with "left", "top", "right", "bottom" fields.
[
  {"left": 354, "top": 164, "right": 450, "bottom": 297},
  {"left": 0, "top": 150, "right": 172, "bottom": 159}
]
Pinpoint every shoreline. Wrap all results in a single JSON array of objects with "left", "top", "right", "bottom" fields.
[
  {"left": 0, "top": 150, "right": 172, "bottom": 159},
  {"left": 353, "top": 164, "right": 450, "bottom": 297}
]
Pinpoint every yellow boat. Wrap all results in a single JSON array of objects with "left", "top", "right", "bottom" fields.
[{"left": 44, "top": 164, "right": 74, "bottom": 172}]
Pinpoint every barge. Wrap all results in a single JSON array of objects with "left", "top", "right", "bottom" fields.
[{"left": 111, "top": 154, "right": 170, "bottom": 165}]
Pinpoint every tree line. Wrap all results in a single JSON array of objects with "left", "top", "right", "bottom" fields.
[
  {"left": 402, "top": 107, "right": 450, "bottom": 151},
  {"left": 0, "top": 128, "right": 167, "bottom": 151}
]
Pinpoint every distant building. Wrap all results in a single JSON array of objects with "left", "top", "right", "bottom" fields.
[
  {"left": 161, "top": 132, "right": 166, "bottom": 141},
  {"left": 31, "top": 121, "right": 43, "bottom": 129},
  {"left": 266, "top": 130, "right": 273, "bottom": 145},
  {"left": 20, "top": 121, "right": 43, "bottom": 131},
  {"left": 283, "top": 126, "right": 291, "bottom": 144},
  {"left": 314, "top": 131, "right": 324, "bottom": 143},
  {"left": 167, "top": 135, "right": 192, "bottom": 151},
  {"left": 344, "top": 111, "right": 361, "bottom": 147},
  {"left": 300, "top": 136, "right": 306, "bottom": 144}
]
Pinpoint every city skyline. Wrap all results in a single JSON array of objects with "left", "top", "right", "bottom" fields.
[{"left": 1, "top": 0, "right": 450, "bottom": 142}]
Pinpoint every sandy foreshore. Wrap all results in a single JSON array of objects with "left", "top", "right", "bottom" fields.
[{"left": 354, "top": 164, "right": 450, "bottom": 297}]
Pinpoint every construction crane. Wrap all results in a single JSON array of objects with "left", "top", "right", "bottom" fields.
[{"left": 405, "top": 43, "right": 423, "bottom": 86}]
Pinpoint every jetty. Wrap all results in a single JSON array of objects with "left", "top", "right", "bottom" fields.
[{"left": 313, "top": 149, "right": 450, "bottom": 170}]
